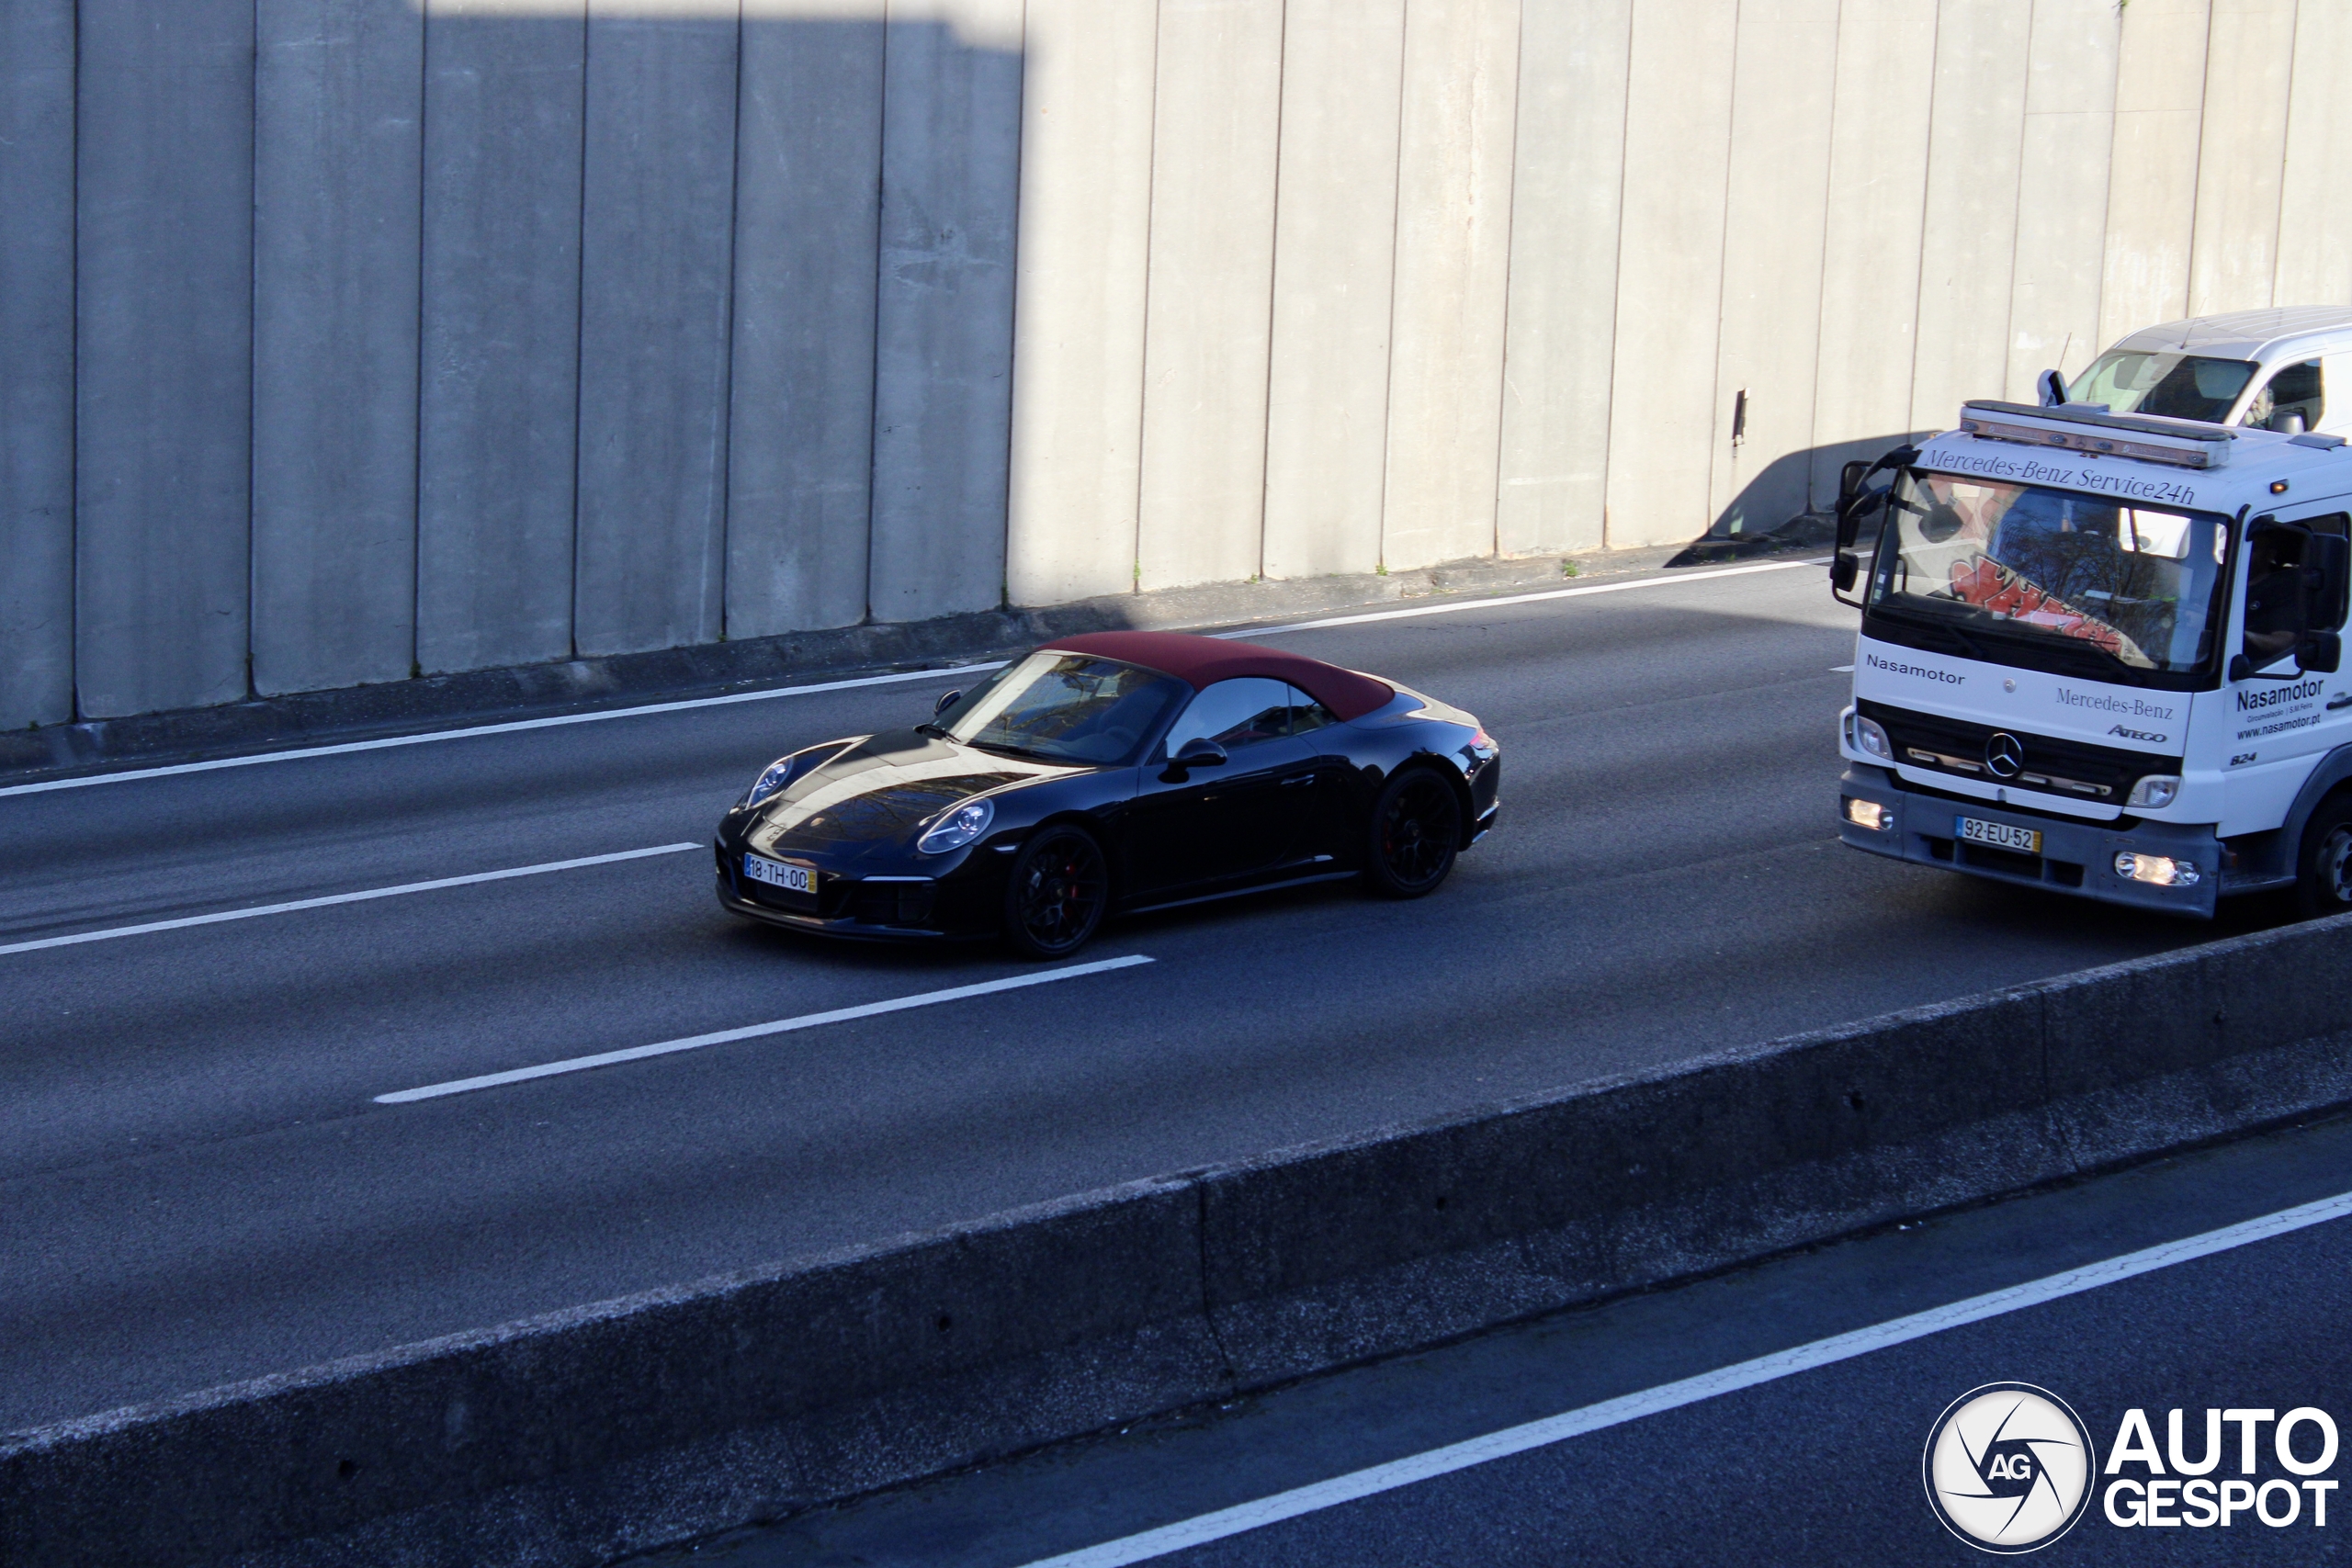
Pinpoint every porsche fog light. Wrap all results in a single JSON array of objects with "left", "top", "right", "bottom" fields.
[
  {"left": 1844, "top": 797, "right": 1890, "bottom": 831},
  {"left": 1850, "top": 715, "right": 1894, "bottom": 762},
  {"left": 2125, "top": 774, "right": 2182, "bottom": 810},
  {"left": 2114, "top": 852, "right": 2198, "bottom": 887},
  {"left": 918, "top": 798, "right": 994, "bottom": 854}
]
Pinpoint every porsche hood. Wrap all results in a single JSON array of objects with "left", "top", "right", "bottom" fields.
[{"left": 744, "top": 732, "right": 1078, "bottom": 856}]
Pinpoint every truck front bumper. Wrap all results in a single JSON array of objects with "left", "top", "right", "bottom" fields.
[{"left": 1837, "top": 764, "right": 2222, "bottom": 918}]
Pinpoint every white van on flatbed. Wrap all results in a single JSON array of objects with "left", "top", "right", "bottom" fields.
[
  {"left": 2069, "top": 306, "right": 2352, "bottom": 436},
  {"left": 1831, "top": 400, "right": 2352, "bottom": 917}
]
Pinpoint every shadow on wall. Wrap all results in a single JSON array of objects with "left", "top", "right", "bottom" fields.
[{"left": 1669, "top": 432, "right": 1926, "bottom": 566}]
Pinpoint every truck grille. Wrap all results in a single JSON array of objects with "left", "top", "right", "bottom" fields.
[{"left": 1858, "top": 698, "right": 2177, "bottom": 804}]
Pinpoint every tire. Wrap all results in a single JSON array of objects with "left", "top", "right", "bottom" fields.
[
  {"left": 1003, "top": 824, "right": 1111, "bottom": 958},
  {"left": 1363, "top": 767, "right": 1463, "bottom": 899},
  {"left": 2296, "top": 796, "right": 2352, "bottom": 919}
]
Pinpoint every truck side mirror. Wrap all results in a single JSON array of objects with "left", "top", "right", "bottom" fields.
[
  {"left": 1831, "top": 556, "right": 1859, "bottom": 593},
  {"left": 934, "top": 689, "right": 961, "bottom": 716},
  {"left": 2304, "top": 630, "right": 2344, "bottom": 675},
  {"left": 1838, "top": 459, "right": 1870, "bottom": 504},
  {"left": 2274, "top": 409, "right": 2309, "bottom": 435},
  {"left": 2036, "top": 368, "right": 2067, "bottom": 407}
]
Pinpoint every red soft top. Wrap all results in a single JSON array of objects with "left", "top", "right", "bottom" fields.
[{"left": 1041, "top": 630, "right": 1395, "bottom": 722}]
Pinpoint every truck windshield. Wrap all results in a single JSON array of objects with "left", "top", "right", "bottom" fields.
[
  {"left": 2068, "top": 350, "right": 2257, "bottom": 423},
  {"left": 1864, "top": 471, "right": 2230, "bottom": 689}
]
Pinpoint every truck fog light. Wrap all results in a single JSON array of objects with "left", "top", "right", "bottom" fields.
[
  {"left": 2125, "top": 775, "right": 2182, "bottom": 810},
  {"left": 2114, "top": 852, "right": 2199, "bottom": 887},
  {"left": 1845, "top": 797, "right": 1890, "bottom": 831},
  {"left": 1852, "top": 715, "right": 1894, "bottom": 762}
]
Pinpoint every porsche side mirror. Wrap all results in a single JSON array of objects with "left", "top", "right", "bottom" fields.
[
  {"left": 933, "top": 689, "right": 961, "bottom": 716},
  {"left": 1168, "top": 738, "right": 1227, "bottom": 775}
]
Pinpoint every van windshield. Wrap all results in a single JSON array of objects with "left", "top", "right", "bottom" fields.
[
  {"left": 1864, "top": 472, "right": 2231, "bottom": 690},
  {"left": 2068, "top": 351, "right": 2257, "bottom": 423}
]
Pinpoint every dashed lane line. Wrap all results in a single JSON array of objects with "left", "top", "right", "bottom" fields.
[
  {"left": 0, "top": 843, "right": 701, "bottom": 956},
  {"left": 374, "top": 953, "right": 1157, "bottom": 1104}
]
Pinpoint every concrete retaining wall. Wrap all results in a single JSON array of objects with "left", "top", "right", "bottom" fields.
[
  {"left": 4, "top": 0, "right": 2351, "bottom": 726},
  {"left": 7, "top": 913, "right": 2351, "bottom": 1568}
]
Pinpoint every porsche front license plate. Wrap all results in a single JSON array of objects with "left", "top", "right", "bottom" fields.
[
  {"left": 743, "top": 853, "right": 814, "bottom": 894},
  {"left": 1955, "top": 817, "right": 2041, "bottom": 855}
]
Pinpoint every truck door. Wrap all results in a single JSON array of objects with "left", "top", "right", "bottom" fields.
[{"left": 2222, "top": 512, "right": 2352, "bottom": 831}]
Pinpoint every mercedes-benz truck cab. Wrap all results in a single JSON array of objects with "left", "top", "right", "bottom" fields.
[
  {"left": 2068, "top": 306, "right": 2352, "bottom": 437},
  {"left": 1831, "top": 400, "right": 2352, "bottom": 918}
]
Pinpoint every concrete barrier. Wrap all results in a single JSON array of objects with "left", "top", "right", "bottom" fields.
[{"left": 7, "top": 915, "right": 2351, "bottom": 1567}]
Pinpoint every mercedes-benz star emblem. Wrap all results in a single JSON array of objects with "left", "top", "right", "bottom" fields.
[{"left": 1984, "top": 732, "right": 2024, "bottom": 779}]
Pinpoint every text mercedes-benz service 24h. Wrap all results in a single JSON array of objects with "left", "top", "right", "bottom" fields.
[{"left": 1829, "top": 399, "right": 2352, "bottom": 917}]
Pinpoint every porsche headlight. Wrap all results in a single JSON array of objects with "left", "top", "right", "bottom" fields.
[
  {"left": 742, "top": 755, "right": 799, "bottom": 809},
  {"left": 918, "top": 798, "right": 994, "bottom": 855}
]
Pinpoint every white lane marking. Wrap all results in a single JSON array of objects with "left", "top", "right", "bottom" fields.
[
  {"left": 375, "top": 953, "right": 1155, "bottom": 1104},
  {"left": 1017, "top": 1186, "right": 2352, "bottom": 1568},
  {"left": 8, "top": 556, "right": 1831, "bottom": 800},
  {"left": 0, "top": 663, "right": 1009, "bottom": 800},
  {"left": 1831, "top": 664, "right": 1855, "bottom": 671},
  {"left": 1226, "top": 556, "right": 1832, "bottom": 639},
  {"left": 0, "top": 844, "right": 703, "bottom": 957}
]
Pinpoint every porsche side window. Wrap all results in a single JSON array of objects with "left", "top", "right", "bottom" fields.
[
  {"left": 1162, "top": 677, "right": 1294, "bottom": 755},
  {"left": 1284, "top": 683, "right": 1337, "bottom": 735}
]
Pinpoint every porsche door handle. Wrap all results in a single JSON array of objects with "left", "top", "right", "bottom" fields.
[{"left": 1280, "top": 773, "right": 1317, "bottom": 787}]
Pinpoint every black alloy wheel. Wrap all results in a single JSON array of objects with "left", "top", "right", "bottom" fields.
[
  {"left": 1004, "top": 825, "right": 1111, "bottom": 958},
  {"left": 2297, "top": 796, "right": 2352, "bottom": 919},
  {"left": 1364, "top": 767, "right": 1462, "bottom": 899}
]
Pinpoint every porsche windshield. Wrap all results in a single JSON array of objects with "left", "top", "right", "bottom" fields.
[
  {"left": 1865, "top": 471, "right": 2230, "bottom": 688},
  {"left": 937, "top": 652, "right": 1187, "bottom": 764}
]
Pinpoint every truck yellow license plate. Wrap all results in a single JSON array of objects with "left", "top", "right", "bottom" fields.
[{"left": 1956, "top": 817, "right": 2041, "bottom": 854}]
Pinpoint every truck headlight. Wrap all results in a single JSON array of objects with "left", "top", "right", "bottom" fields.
[
  {"left": 2115, "top": 852, "right": 2198, "bottom": 887},
  {"left": 1849, "top": 715, "right": 1894, "bottom": 762},
  {"left": 1844, "top": 797, "right": 1891, "bottom": 831},
  {"left": 2125, "top": 775, "right": 2181, "bottom": 809}
]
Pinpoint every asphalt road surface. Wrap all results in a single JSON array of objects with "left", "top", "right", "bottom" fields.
[
  {"left": 0, "top": 556, "right": 2290, "bottom": 1431},
  {"left": 663, "top": 1106, "right": 2352, "bottom": 1567}
]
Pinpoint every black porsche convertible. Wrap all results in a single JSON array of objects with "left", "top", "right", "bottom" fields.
[{"left": 712, "top": 630, "right": 1500, "bottom": 957}]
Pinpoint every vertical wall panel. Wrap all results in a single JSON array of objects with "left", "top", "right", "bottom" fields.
[
  {"left": 2005, "top": 0, "right": 2119, "bottom": 397},
  {"left": 1809, "top": 0, "right": 1938, "bottom": 504},
  {"left": 868, "top": 0, "right": 1025, "bottom": 623},
  {"left": 1906, "top": 0, "right": 2030, "bottom": 431},
  {"left": 1495, "top": 0, "right": 1631, "bottom": 557},
  {"left": 1004, "top": 0, "right": 1157, "bottom": 605},
  {"left": 1261, "top": 0, "right": 1406, "bottom": 582},
  {"left": 415, "top": 0, "right": 586, "bottom": 674},
  {"left": 1383, "top": 0, "right": 1521, "bottom": 568},
  {"left": 1705, "top": 0, "right": 1838, "bottom": 539},
  {"left": 1136, "top": 0, "right": 1284, "bottom": 592},
  {"left": 74, "top": 0, "right": 254, "bottom": 718},
  {"left": 573, "top": 1, "right": 740, "bottom": 659},
  {"left": 1598, "top": 0, "right": 1731, "bottom": 551},
  {"left": 2097, "top": 0, "right": 2206, "bottom": 348},
  {"left": 2188, "top": 0, "right": 2295, "bottom": 316},
  {"left": 2276, "top": 1, "right": 2352, "bottom": 307},
  {"left": 726, "top": 6, "right": 886, "bottom": 640},
  {"left": 0, "top": 0, "right": 76, "bottom": 727},
  {"left": 252, "top": 0, "right": 424, "bottom": 697}
]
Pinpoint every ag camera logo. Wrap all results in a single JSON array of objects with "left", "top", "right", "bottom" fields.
[{"left": 1923, "top": 1383, "right": 2097, "bottom": 1552}]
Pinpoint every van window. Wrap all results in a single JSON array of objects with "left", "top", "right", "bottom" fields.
[
  {"left": 2068, "top": 351, "right": 2258, "bottom": 423},
  {"left": 2241, "top": 359, "right": 2324, "bottom": 432}
]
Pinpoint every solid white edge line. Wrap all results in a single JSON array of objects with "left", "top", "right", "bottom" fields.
[
  {"left": 1017, "top": 1187, "right": 2352, "bottom": 1568},
  {"left": 1224, "top": 556, "right": 1832, "bottom": 638},
  {"left": 0, "top": 663, "right": 1011, "bottom": 800},
  {"left": 11, "top": 555, "right": 1832, "bottom": 799},
  {"left": 0, "top": 844, "right": 703, "bottom": 957},
  {"left": 374, "top": 953, "right": 1155, "bottom": 1104}
]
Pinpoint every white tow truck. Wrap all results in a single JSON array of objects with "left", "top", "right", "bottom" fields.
[{"left": 1831, "top": 399, "right": 2352, "bottom": 917}]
